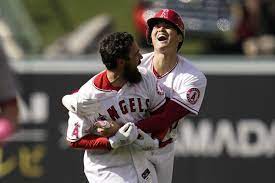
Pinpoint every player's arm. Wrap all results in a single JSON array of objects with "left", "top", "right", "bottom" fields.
[
  {"left": 68, "top": 120, "right": 120, "bottom": 150},
  {"left": 137, "top": 70, "right": 207, "bottom": 134},
  {"left": 62, "top": 93, "right": 101, "bottom": 117},
  {"left": 69, "top": 134, "right": 112, "bottom": 150},
  {"left": 70, "top": 125, "right": 158, "bottom": 151},
  {"left": 66, "top": 112, "right": 108, "bottom": 150},
  {"left": 135, "top": 70, "right": 190, "bottom": 134},
  {"left": 135, "top": 99, "right": 190, "bottom": 134},
  {"left": 67, "top": 114, "right": 138, "bottom": 150}
]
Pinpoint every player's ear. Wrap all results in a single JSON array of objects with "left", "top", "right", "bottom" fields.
[
  {"left": 116, "top": 58, "right": 125, "bottom": 69},
  {"left": 177, "top": 34, "right": 183, "bottom": 43},
  {"left": 117, "top": 58, "right": 124, "bottom": 65}
]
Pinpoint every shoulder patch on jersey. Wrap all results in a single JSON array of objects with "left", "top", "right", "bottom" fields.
[
  {"left": 72, "top": 122, "right": 80, "bottom": 138},
  {"left": 187, "top": 88, "right": 200, "bottom": 105}
]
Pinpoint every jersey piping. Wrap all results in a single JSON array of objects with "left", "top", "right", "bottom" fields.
[
  {"left": 171, "top": 98, "right": 199, "bottom": 115},
  {"left": 93, "top": 70, "right": 122, "bottom": 92},
  {"left": 151, "top": 98, "right": 166, "bottom": 112},
  {"left": 151, "top": 57, "right": 179, "bottom": 79}
]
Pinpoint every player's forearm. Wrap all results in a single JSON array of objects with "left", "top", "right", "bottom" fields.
[
  {"left": 136, "top": 100, "right": 189, "bottom": 133},
  {"left": 69, "top": 134, "right": 112, "bottom": 150}
]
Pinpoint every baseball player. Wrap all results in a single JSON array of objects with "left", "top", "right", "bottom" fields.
[
  {"left": 62, "top": 9, "right": 207, "bottom": 183},
  {"left": 63, "top": 9, "right": 207, "bottom": 183},
  {"left": 64, "top": 32, "right": 167, "bottom": 183},
  {"left": 139, "top": 9, "right": 207, "bottom": 183},
  {"left": 0, "top": 41, "right": 18, "bottom": 142}
]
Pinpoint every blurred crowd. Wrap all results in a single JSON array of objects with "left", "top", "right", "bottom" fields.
[
  {"left": 233, "top": 0, "right": 275, "bottom": 56},
  {"left": 207, "top": 0, "right": 275, "bottom": 56},
  {"left": 0, "top": 0, "right": 275, "bottom": 59},
  {"left": 134, "top": 0, "right": 275, "bottom": 57}
]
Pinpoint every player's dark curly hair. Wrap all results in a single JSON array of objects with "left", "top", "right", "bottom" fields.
[{"left": 99, "top": 32, "right": 134, "bottom": 70}]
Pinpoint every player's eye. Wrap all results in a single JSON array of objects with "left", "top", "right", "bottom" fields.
[{"left": 154, "top": 22, "right": 173, "bottom": 29}]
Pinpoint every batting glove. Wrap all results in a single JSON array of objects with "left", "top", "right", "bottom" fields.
[
  {"left": 133, "top": 129, "right": 159, "bottom": 151},
  {"left": 109, "top": 123, "right": 138, "bottom": 149},
  {"left": 62, "top": 94, "right": 101, "bottom": 116}
]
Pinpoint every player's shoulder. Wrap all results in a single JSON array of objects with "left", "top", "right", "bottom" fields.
[
  {"left": 138, "top": 66, "right": 153, "bottom": 78},
  {"left": 138, "top": 66, "right": 156, "bottom": 85},
  {"left": 178, "top": 55, "right": 206, "bottom": 80},
  {"left": 78, "top": 71, "right": 104, "bottom": 94},
  {"left": 142, "top": 52, "right": 154, "bottom": 59},
  {"left": 140, "top": 52, "right": 154, "bottom": 67}
]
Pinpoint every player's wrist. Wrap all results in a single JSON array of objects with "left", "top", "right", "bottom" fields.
[
  {"left": 153, "top": 139, "right": 159, "bottom": 148},
  {"left": 108, "top": 136, "right": 119, "bottom": 149}
]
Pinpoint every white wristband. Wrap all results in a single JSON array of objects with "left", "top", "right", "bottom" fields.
[{"left": 109, "top": 136, "right": 119, "bottom": 149}]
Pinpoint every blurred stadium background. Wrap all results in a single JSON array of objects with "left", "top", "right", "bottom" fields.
[{"left": 0, "top": 0, "right": 275, "bottom": 183}]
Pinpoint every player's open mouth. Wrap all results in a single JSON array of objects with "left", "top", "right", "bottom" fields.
[{"left": 157, "top": 34, "right": 168, "bottom": 41}]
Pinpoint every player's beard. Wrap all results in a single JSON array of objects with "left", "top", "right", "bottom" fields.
[{"left": 123, "top": 62, "right": 142, "bottom": 84}]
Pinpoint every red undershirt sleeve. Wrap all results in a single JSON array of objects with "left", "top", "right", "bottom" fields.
[
  {"left": 135, "top": 100, "right": 190, "bottom": 133},
  {"left": 68, "top": 100, "right": 190, "bottom": 150},
  {"left": 69, "top": 134, "right": 111, "bottom": 150}
]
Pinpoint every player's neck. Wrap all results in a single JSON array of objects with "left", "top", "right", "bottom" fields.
[
  {"left": 153, "top": 52, "right": 178, "bottom": 76},
  {"left": 106, "top": 70, "right": 125, "bottom": 87}
]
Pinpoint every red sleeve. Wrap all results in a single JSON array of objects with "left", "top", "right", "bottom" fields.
[
  {"left": 0, "top": 98, "right": 17, "bottom": 107},
  {"left": 69, "top": 134, "right": 112, "bottom": 150},
  {"left": 136, "top": 100, "right": 190, "bottom": 133}
]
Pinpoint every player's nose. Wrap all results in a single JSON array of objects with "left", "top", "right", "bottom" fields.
[{"left": 155, "top": 22, "right": 167, "bottom": 30}]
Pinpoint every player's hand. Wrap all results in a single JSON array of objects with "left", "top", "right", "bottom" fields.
[
  {"left": 62, "top": 94, "right": 101, "bottom": 116},
  {"left": 94, "top": 120, "right": 121, "bottom": 137},
  {"left": 133, "top": 129, "right": 159, "bottom": 151},
  {"left": 109, "top": 123, "right": 138, "bottom": 149}
]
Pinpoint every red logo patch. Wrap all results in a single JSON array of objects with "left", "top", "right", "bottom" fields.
[
  {"left": 72, "top": 122, "right": 80, "bottom": 138},
  {"left": 160, "top": 9, "right": 169, "bottom": 18},
  {"left": 187, "top": 88, "right": 200, "bottom": 105}
]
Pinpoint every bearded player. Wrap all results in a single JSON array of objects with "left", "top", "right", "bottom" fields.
[
  {"left": 64, "top": 32, "right": 172, "bottom": 183},
  {"left": 63, "top": 9, "right": 207, "bottom": 183}
]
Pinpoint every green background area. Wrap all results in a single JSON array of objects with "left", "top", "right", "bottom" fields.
[
  {"left": 23, "top": 0, "right": 137, "bottom": 46},
  {"left": 22, "top": 0, "right": 203, "bottom": 54}
]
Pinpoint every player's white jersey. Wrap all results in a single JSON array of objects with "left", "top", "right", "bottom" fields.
[
  {"left": 141, "top": 52, "right": 207, "bottom": 116},
  {"left": 66, "top": 67, "right": 165, "bottom": 183},
  {"left": 140, "top": 52, "right": 207, "bottom": 183},
  {"left": 140, "top": 52, "right": 206, "bottom": 141}
]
